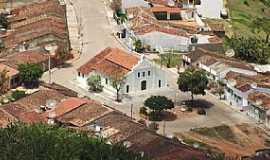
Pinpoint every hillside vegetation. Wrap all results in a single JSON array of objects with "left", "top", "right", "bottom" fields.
[{"left": 227, "top": 0, "right": 270, "bottom": 37}]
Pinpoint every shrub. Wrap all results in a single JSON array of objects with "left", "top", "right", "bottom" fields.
[
  {"left": 11, "top": 90, "right": 26, "bottom": 100},
  {"left": 197, "top": 108, "right": 206, "bottom": 115},
  {"left": 186, "top": 107, "right": 193, "bottom": 112},
  {"left": 139, "top": 107, "right": 148, "bottom": 115}
]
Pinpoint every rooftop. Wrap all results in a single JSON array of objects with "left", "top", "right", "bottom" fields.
[
  {"left": 0, "top": 108, "right": 17, "bottom": 127},
  {"left": 248, "top": 92, "right": 270, "bottom": 110},
  {"left": 4, "top": 49, "right": 49, "bottom": 69},
  {"left": 0, "top": 63, "right": 19, "bottom": 77},
  {"left": 78, "top": 47, "right": 139, "bottom": 77}
]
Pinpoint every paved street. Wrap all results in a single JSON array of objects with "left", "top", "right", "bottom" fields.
[{"left": 42, "top": 0, "right": 254, "bottom": 135}]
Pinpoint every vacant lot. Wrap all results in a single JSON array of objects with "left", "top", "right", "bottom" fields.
[
  {"left": 226, "top": 0, "right": 270, "bottom": 37},
  {"left": 176, "top": 123, "right": 270, "bottom": 159}
]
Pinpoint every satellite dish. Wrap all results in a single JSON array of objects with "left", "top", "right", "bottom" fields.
[
  {"left": 46, "top": 99, "right": 57, "bottom": 109},
  {"left": 44, "top": 44, "right": 58, "bottom": 56}
]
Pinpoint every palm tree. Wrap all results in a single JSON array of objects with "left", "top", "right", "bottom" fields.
[{"left": 118, "top": 13, "right": 128, "bottom": 24}]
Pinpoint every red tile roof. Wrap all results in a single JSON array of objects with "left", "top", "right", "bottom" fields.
[
  {"left": 4, "top": 50, "right": 49, "bottom": 69},
  {"left": 248, "top": 92, "right": 270, "bottom": 110},
  {"left": 0, "top": 63, "right": 19, "bottom": 77},
  {"left": 46, "top": 97, "right": 88, "bottom": 118},
  {"left": 10, "top": 0, "right": 65, "bottom": 22},
  {"left": 0, "top": 108, "right": 17, "bottom": 127},
  {"left": 78, "top": 47, "right": 139, "bottom": 76},
  {"left": 150, "top": 6, "right": 182, "bottom": 13}
]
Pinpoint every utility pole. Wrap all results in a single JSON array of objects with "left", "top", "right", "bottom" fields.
[
  {"left": 163, "top": 121, "right": 166, "bottom": 136},
  {"left": 130, "top": 104, "right": 133, "bottom": 120},
  {"left": 48, "top": 54, "right": 52, "bottom": 84}
]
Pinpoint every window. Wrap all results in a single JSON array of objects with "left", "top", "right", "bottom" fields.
[
  {"left": 142, "top": 72, "right": 145, "bottom": 77},
  {"left": 158, "top": 80, "right": 161, "bottom": 88},
  {"left": 138, "top": 72, "right": 140, "bottom": 78},
  {"left": 141, "top": 80, "right": 147, "bottom": 90},
  {"left": 126, "top": 85, "right": 129, "bottom": 93},
  {"left": 82, "top": 74, "right": 85, "bottom": 78},
  {"left": 78, "top": 72, "right": 81, "bottom": 77},
  {"left": 105, "top": 78, "right": 108, "bottom": 84},
  {"left": 148, "top": 71, "right": 151, "bottom": 76}
]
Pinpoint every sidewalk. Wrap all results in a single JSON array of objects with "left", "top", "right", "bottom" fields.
[{"left": 62, "top": 0, "right": 82, "bottom": 58}]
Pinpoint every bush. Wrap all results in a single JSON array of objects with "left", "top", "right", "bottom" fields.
[
  {"left": 11, "top": 90, "right": 26, "bottom": 100},
  {"left": 139, "top": 107, "right": 148, "bottom": 115},
  {"left": 148, "top": 111, "right": 162, "bottom": 121},
  {"left": 197, "top": 108, "right": 206, "bottom": 115},
  {"left": 187, "top": 107, "right": 193, "bottom": 112}
]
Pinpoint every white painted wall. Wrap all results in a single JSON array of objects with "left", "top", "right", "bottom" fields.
[
  {"left": 76, "top": 57, "right": 167, "bottom": 95},
  {"left": 138, "top": 31, "right": 190, "bottom": 52},
  {"left": 122, "top": 0, "right": 150, "bottom": 9}
]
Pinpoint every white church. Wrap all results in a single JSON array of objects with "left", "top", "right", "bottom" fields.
[{"left": 77, "top": 47, "right": 168, "bottom": 96}]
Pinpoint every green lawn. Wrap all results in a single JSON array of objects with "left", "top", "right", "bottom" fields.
[{"left": 226, "top": 0, "right": 270, "bottom": 37}]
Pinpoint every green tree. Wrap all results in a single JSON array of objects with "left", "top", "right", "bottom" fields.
[
  {"left": 177, "top": 68, "right": 208, "bottom": 104},
  {"left": 133, "top": 39, "right": 143, "bottom": 53},
  {"left": 227, "top": 36, "right": 270, "bottom": 64},
  {"left": 0, "top": 123, "right": 148, "bottom": 160},
  {"left": 87, "top": 74, "right": 103, "bottom": 92},
  {"left": 144, "top": 96, "right": 174, "bottom": 120},
  {"left": 144, "top": 96, "right": 174, "bottom": 112},
  {"left": 0, "top": 69, "right": 9, "bottom": 94},
  {"left": 252, "top": 17, "right": 270, "bottom": 43},
  {"left": 18, "top": 63, "right": 43, "bottom": 88},
  {"left": 111, "top": 68, "right": 126, "bottom": 102},
  {"left": 118, "top": 12, "right": 128, "bottom": 24},
  {"left": 0, "top": 13, "right": 8, "bottom": 29}
]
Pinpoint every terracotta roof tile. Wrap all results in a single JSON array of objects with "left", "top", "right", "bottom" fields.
[
  {"left": 10, "top": 0, "right": 65, "bottom": 22},
  {"left": 57, "top": 99, "right": 111, "bottom": 127},
  {"left": 248, "top": 92, "right": 270, "bottom": 110},
  {"left": 46, "top": 97, "right": 88, "bottom": 118},
  {"left": 4, "top": 50, "right": 49, "bottom": 69},
  {"left": 78, "top": 47, "right": 139, "bottom": 76},
  {"left": 0, "top": 63, "right": 19, "bottom": 77},
  {"left": 0, "top": 108, "right": 17, "bottom": 127}
]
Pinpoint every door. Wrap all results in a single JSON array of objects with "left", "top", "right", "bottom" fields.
[{"left": 141, "top": 80, "right": 147, "bottom": 91}]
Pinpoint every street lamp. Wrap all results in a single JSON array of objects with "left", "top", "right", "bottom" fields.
[{"left": 45, "top": 44, "right": 58, "bottom": 84}]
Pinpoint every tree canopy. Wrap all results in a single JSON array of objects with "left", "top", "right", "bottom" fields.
[
  {"left": 144, "top": 96, "right": 174, "bottom": 112},
  {"left": 177, "top": 68, "right": 208, "bottom": 102},
  {"left": 18, "top": 63, "right": 44, "bottom": 88},
  {"left": 0, "top": 123, "right": 147, "bottom": 160},
  {"left": 0, "top": 13, "right": 8, "bottom": 29},
  {"left": 225, "top": 36, "right": 270, "bottom": 64},
  {"left": 87, "top": 74, "right": 103, "bottom": 92}
]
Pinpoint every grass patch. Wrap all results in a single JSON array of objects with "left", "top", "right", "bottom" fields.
[
  {"left": 192, "top": 125, "right": 237, "bottom": 143},
  {"left": 153, "top": 53, "right": 182, "bottom": 68},
  {"left": 227, "top": 0, "right": 270, "bottom": 37}
]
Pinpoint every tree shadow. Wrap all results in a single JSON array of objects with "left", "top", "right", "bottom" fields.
[
  {"left": 161, "top": 111, "right": 177, "bottom": 121},
  {"left": 180, "top": 99, "right": 214, "bottom": 109},
  {"left": 57, "top": 63, "right": 73, "bottom": 68}
]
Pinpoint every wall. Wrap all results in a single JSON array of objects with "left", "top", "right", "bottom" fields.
[
  {"left": 123, "top": 57, "right": 167, "bottom": 94},
  {"left": 138, "top": 31, "right": 190, "bottom": 52},
  {"left": 76, "top": 57, "right": 168, "bottom": 95},
  {"left": 122, "top": 0, "right": 150, "bottom": 9}
]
